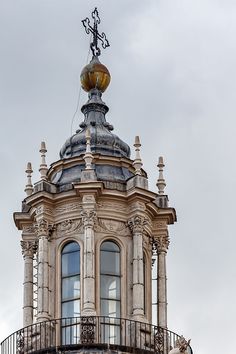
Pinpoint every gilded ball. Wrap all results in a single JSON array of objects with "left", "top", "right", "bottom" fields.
[{"left": 80, "top": 57, "right": 111, "bottom": 93}]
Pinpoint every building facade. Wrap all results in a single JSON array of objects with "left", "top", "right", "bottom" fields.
[{"left": 1, "top": 9, "right": 192, "bottom": 354}]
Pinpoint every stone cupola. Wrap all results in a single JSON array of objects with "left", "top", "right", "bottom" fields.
[{"left": 1, "top": 8, "right": 192, "bottom": 354}]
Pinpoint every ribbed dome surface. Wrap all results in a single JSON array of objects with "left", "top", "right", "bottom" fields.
[{"left": 60, "top": 88, "right": 130, "bottom": 159}]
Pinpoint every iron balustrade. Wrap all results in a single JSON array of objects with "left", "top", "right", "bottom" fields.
[{"left": 1, "top": 316, "right": 193, "bottom": 354}]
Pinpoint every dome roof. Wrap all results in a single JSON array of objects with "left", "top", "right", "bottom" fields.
[{"left": 60, "top": 88, "right": 130, "bottom": 159}]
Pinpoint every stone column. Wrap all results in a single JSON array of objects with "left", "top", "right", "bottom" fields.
[
  {"left": 81, "top": 209, "right": 97, "bottom": 315},
  {"left": 21, "top": 240, "right": 38, "bottom": 327},
  {"left": 156, "top": 234, "right": 169, "bottom": 328},
  {"left": 35, "top": 219, "right": 51, "bottom": 322},
  {"left": 128, "top": 215, "right": 147, "bottom": 318}
]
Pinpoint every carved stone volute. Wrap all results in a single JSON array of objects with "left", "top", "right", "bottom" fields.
[
  {"left": 154, "top": 235, "right": 170, "bottom": 253},
  {"left": 21, "top": 240, "right": 38, "bottom": 258},
  {"left": 34, "top": 219, "right": 53, "bottom": 239},
  {"left": 128, "top": 215, "right": 148, "bottom": 234}
]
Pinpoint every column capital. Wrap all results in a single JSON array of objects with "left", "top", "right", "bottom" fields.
[
  {"left": 21, "top": 240, "right": 38, "bottom": 258},
  {"left": 34, "top": 218, "right": 53, "bottom": 238},
  {"left": 81, "top": 210, "right": 97, "bottom": 228},
  {"left": 128, "top": 215, "right": 148, "bottom": 234},
  {"left": 154, "top": 235, "right": 170, "bottom": 253}
]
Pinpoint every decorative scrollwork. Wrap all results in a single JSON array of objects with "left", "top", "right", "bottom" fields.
[
  {"left": 153, "top": 235, "right": 170, "bottom": 253},
  {"left": 34, "top": 219, "right": 54, "bottom": 238},
  {"left": 128, "top": 215, "right": 148, "bottom": 234},
  {"left": 81, "top": 210, "right": 97, "bottom": 228},
  {"left": 175, "top": 336, "right": 191, "bottom": 352},
  {"left": 80, "top": 316, "right": 96, "bottom": 344},
  {"left": 21, "top": 240, "right": 38, "bottom": 258},
  {"left": 154, "top": 327, "right": 164, "bottom": 354},
  {"left": 82, "top": 8, "right": 110, "bottom": 57},
  {"left": 16, "top": 329, "right": 25, "bottom": 354}
]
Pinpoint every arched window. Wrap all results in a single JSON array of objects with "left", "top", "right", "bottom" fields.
[
  {"left": 61, "top": 242, "right": 80, "bottom": 344},
  {"left": 100, "top": 241, "right": 121, "bottom": 343}
]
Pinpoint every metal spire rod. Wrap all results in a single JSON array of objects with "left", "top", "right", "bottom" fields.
[{"left": 82, "top": 7, "right": 110, "bottom": 57}]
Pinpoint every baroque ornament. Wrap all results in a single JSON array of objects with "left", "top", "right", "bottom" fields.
[
  {"left": 95, "top": 218, "right": 130, "bottom": 236},
  {"left": 22, "top": 225, "right": 35, "bottom": 234},
  {"left": 154, "top": 235, "right": 170, "bottom": 253},
  {"left": 35, "top": 206, "right": 52, "bottom": 216},
  {"left": 56, "top": 219, "right": 83, "bottom": 235},
  {"left": 128, "top": 215, "right": 148, "bottom": 234},
  {"left": 97, "top": 201, "right": 127, "bottom": 213},
  {"left": 175, "top": 336, "right": 191, "bottom": 352},
  {"left": 54, "top": 202, "right": 82, "bottom": 215},
  {"left": 34, "top": 219, "right": 53, "bottom": 238},
  {"left": 21, "top": 240, "right": 38, "bottom": 258},
  {"left": 81, "top": 210, "right": 97, "bottom": 227}
]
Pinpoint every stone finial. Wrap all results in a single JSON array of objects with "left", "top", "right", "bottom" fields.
[
  {"left": 25, "top": 162, "right": 33, "bottom": 196},
  {"left": 156, "top": 156, "right": 166, "bottom": 194},
  {"left": 84, "top": 128, "right": 93, "bottom": 170},
  {"left": 133, "top": 136, "right": 143, "bottom": 175},
  {"left": 39, "top": 141, "right": 48, "bottom": 180}
]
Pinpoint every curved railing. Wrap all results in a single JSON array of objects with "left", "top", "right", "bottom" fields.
[{"left": 1, "top": 316, "right": 193, "bottom": 354}]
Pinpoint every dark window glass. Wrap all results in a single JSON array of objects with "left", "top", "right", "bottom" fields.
[
  {"left": 62, "top": 276, "right": 80, "bottom": 301},
  {"left": 61, "top": 242, "right": 80, "bottom": 320},
  {"left": 100, "top": 251, "right": 120, "bottom": 275},
  {"left": 100, "top": 241, "right": 121, "bottom": 320},
  {"left": 62, "top": 251, "right": 80, "bottom": 276}
]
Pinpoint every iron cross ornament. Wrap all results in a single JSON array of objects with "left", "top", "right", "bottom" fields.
[{"left": 82, "top": 8, "right": 110, "bottom": 57}]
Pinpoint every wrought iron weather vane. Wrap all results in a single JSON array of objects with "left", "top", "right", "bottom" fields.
[{"left": 82, "top": 8, "right": 110, "bottom": 57}]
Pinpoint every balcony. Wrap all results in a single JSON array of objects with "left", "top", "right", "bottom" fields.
[{"left": 1, "top": 316, "right": 193, "bottom": 354}]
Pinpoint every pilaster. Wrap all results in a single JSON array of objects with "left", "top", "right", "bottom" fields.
[
  {"left": 34, "top": 218, "right": 52, "bottom": 322},
  {"left": 154, "top": 233, "right": 170, "bottom": 328},
  {"left": 128, "top": 215, "right": 147, "bottom": 319},
  {"left": 81, "top": 195, "right": 97, "bottom": 316},
  {"left": 21, "top": 240, "right": 38, "bottom": 327}
]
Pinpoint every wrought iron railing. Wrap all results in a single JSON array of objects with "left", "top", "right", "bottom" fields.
[{"left": 1, "top": 316, "right": 193, "bottom": 354}]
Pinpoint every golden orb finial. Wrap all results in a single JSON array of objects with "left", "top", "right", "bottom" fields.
[{"left": 80, "top": 56, "right": 111, "bottom": 93}]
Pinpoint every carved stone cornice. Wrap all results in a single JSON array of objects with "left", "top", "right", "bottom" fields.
[
  {"left": 81, "top": 210, "right": 97, "bottom": 228},
  {"left": 22, "top": 224, "right": 35, "bottom": 235},
  {"left": 34, "top": 219, "right": 54, "bottom": 238},
  {"left": 154, "top": 235, "right": 170, "bottom": 253},
  {"left": 128, "top": 215, "right": 148, "bottom": 234},
  {"left": 21, "top": 240, "right": 38, "bottom": 258}
]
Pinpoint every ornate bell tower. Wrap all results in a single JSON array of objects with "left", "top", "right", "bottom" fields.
[{"left": 1, "top": 8, "right": 192, "bottom": 354}]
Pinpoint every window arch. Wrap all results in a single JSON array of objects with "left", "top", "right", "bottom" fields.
[{"left": 61, "top": 242, "right": 80, "bottom": 344}]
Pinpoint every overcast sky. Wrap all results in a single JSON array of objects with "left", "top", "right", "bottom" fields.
[{"left": 0, "top": 1, "right": 235, "bottom": 353}]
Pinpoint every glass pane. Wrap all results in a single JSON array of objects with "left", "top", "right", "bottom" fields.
[
  {"left": 101, "top": 251, "right": 120, "bottom": 275},
  {"left": 101, "top": 241, "right": 119, "bottom": 252},
  {"left": 100, "top": 275, "right": 120, "bottom": 300},
  {"left": 62, "top": 299, "right": 80, "bottom": 318},
  {"left": 62, "top": 242, "right": 80, "bottom": 254},
  {"left": 101, "top": 299, "right": 120, "bottom": 318},
  {"left": 61, "top": 325, "right": 80, "bottom": 345},
  {"left": 62, "top": 276, "right": 80, "bottom": 301},
  {"left": 101, "top": 324, "right": 120, "bottom": 345},
  {"left": 62, "top": 251, "right": 80, "bottom": 276}
]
